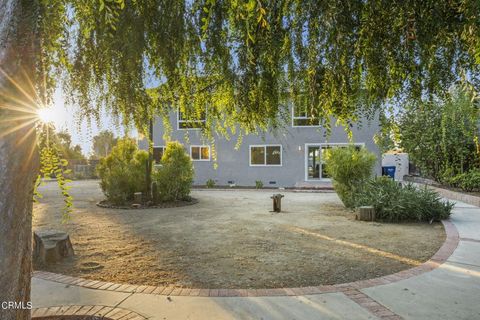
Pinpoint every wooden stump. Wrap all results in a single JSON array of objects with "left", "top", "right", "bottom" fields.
[
  {"left": 33, "top": 230, "right": 74, "bottom": 266},
  {"left": 356, "top": 206, "right": 375, "bottom": 221},
  {"left": 270, "top": 194, "right": 284, "bottom": 212}
]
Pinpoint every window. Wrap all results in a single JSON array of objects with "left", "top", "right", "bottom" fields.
[
  {"left": 153, "top": 146, "right": 165, "bottom": 164},
  {"left": 190, "top": 145, "right": 210, "bottom": 161},
  {"left": 306, "top": 143, "right": 363, "bottom": 180},
  {"left": 250, "top": 145, "right": 282, "bottom": 166},
  {"left": 178, "top": 107, "right": 206, "bottom": 129},
  {"left": 292, "top": 105, "right": 320, "bottom": 127}
]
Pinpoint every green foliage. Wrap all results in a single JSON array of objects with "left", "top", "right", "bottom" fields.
[
  {"left": 374, "top": 112, "right": 400, "bottom": 153},
  {"left": 357, "top": 177, "right": 453, "bottom": 222},
  {"left": 324, "top": 146, "right": 376, "bottom": 208},
  {"left": 445, "top": 170, "right": 480, "bottom": 192},
  {"left": 97, "top": 138, "right": 148, "bottom": 205},
  {"left": 38, "top": 146, "right": 73, "bottom": 221},
  {"left": 255, "top": 180, "right": 263, "bottom": 189},
  {"left": 54, "top": 131, "right": 85, "bottom": 161},
  {"left": 206, "top": 178, "right": 216, "bottom": 188},
  {"left": 153, "top": 141, "right": 194, "bottom": 202},
  {"left": 38, "top": 1, "right": 480, "bottom": 139},
  {"left": 399, "top": 90, "right": 480, "bottom": 181},
  {"left": 92, "top": 130, "right": 118, "bottom": 159},
  {"left": 35, "top": 124, "right": 74, "bottom": 221}
]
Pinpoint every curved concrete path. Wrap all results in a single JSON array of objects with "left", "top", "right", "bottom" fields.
[{"left": 31, "top": 200, "right": 480, "bottom": 319}]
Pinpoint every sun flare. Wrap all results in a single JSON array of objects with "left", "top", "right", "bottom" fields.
[{"left": 37, "top": 107, "right": 56, "bottom": 124}]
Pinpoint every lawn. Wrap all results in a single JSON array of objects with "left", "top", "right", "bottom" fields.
[{"left": 33, "top": 180, "right": 445, "bottom": 289}]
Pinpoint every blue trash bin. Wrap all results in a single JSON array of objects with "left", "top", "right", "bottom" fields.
[{"left": 382, "top": 166, "right": 396, "bottom": 179}]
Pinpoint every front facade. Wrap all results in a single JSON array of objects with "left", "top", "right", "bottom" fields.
[{"left": 141, "top": 105, "right": 381, "bottom": 188}]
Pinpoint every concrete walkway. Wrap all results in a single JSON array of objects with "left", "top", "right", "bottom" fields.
[{"left": 31, "top": 201, "right": 480, "bottom": 320}]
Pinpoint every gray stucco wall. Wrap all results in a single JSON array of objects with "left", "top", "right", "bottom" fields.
[{"left": 140, "top": 108, "right": 381, "bottom": 188}]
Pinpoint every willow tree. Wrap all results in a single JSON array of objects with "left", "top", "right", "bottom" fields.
[{"left": 1, "top": 1, "right": 479, "bottom": 319}]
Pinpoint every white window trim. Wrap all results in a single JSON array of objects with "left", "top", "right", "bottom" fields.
[
  {"left": 292, "top": 105, "right": 321, "bottom": 128},
  {"left": 177, "top": 107, "right": 207, "bottom": 130},
  {"left": 249, "top": 144, "right": 283, "bottom": 167},
  {"left": 190, "top": 145, "right": 211, "bottom": 161},
  {"left": 304, "top": 143, "right": 365, "bottom": 181},
  {"left": 153, "top": 145, "right": 166, "bottom": 166}
]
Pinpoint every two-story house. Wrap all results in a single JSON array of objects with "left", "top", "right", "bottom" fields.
[{"left": 140, "top": 105, "right": 381, "bottom": 188}]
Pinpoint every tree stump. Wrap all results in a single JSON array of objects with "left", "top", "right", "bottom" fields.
[
  {"left": 271, "top": 194, "right": 284, "bottom": 212},
  {"left": 33, "top": 230, "right": 74, "bottom": 266},
  {"left": 356, "top": 206, "right": 375, "bottom": 221}
]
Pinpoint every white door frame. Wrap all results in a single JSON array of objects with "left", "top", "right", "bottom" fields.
[{"left": 304, "top": 143, "right": 366, "bottom": 181}]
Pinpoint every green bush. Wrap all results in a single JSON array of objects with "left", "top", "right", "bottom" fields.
[
  {"left": 206, "top": 179, "right": 216, "bottom": 188},
  {"left": 357, "top": 177, "right": 453, "bottom": 222},
  {"left": 97, "top": 138, "right": 148, "bottom": 205},
  {"left": 447, "top": 170, "right": 480, "bottom": 192},
  {"left": 255, "top": 180, "right": 263, "bottom": 189},
  {"left": 399, "top": 90, "right": 479, "bottom": 181},
  {"left": 324, "top": 146, "right": 377, "bottom": 208},
  {"left": 153, "top": 141, "right": 194, "bottom": 201}
]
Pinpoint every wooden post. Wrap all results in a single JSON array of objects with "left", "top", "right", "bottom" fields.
[
  {"left": 133, "top": 192, "right": 143, "bottom": 205},
  {"left": 151, "top": 181, "right": 159, "bottom": 204}
]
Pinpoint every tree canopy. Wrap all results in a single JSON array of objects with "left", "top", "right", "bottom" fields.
[
  {"left": 399, "top": 89, "right": 479, "bottom": 180},
  {"left": 38, "top": 0, "right": 480, "bottom": 138}
]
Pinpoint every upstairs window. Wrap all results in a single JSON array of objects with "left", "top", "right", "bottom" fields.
[
  {"left": 292, "top": 105, "right": 320, "bottom": 127},
  {"left": 153, "top": 146, "right": 165, "bottom": 164},
  {"left": 250, "top": 145, "right": 282, "bottom": 166},
  {"left": 191, "top": 145, "right": 210, "bottom": 161},
  {"left": 178, "top": 107, "right": 206, "bottom": 129}
]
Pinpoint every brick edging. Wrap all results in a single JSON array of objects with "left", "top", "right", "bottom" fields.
[
  {"left": 32, "top": 220, "right": 458, "bottom": 299},
  {"left": 31, "top": 305, "right": 147, "bottom": 319}
]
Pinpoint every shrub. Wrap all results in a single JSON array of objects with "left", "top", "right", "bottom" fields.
[
  {"left": 206, "top": 179, "right": 215, "bottom": 188},
  {"left": 255, "top": 180, "right": 263, "bottom": 189},
  {"left": 324, "top": 146, "right": 377, "bottom": 208},
  {"left": 153, "top": 141, "right": 194, "bottom": 201},
  {"left": 97, "top": 138, "right": 148, "bottom": 205},
  {"left": 399, "top": 90, "right": 479, "bottom": 181},
  {"left": 357, "top": 177, "right": 453, "bottom": 222},
  {"left": 447, "top": 170, "right": 480, "bottom": 192}
]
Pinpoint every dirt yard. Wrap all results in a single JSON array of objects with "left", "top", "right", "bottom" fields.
[{"left": 33, "top": 180, "right": 445, "bottom": 289}]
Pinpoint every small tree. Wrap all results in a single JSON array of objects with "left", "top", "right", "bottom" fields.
[
  {"left": 97, "top": 138, "right": 148, "bottom": 205},
  {"left": 325, "top": 146, "right": 377, "bottom": 208},
  {"left": 399, "top": 90, "right": 479, "bottom": 181},
  {"left": 92, "top": 130, "right": 118, "bottom": 159},
  {"left": 153, "top": 141, "right": 194, "bottom": 202}
]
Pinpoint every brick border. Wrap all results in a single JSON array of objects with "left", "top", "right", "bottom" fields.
[
  {"left": 33, "top": 219, "right": 458, "bottom": 300},
  {"left": 31, "top": 305, "right": 146, "bottom": 319}
]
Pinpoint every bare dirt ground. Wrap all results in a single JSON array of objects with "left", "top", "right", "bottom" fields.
[{"left": 33, "top": 180, "right": 445, "bottom": 289}]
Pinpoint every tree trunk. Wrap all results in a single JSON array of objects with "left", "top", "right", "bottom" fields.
[{"left": 0, "top": 0, "right": 39, "bottom": 319}]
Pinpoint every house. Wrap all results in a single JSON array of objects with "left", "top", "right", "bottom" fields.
[{"left": 140, "top": 105, "right": 381, "bottom": 188}]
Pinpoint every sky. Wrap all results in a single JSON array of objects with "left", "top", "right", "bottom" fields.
[{"left": 46, "top": 89, "right": 134, "bottom": 157}]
